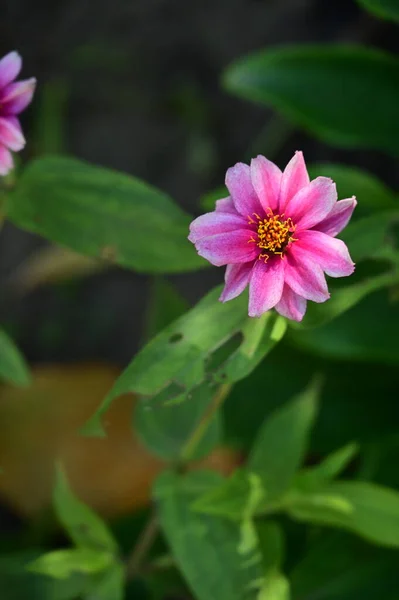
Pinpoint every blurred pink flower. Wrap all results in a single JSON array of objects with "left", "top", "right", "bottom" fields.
[
  {"left": 0, "top": 51, "right": 36, "bottom": 176},
  {"left": 189, "top": 152, "right": 356, "bottom": 321}
]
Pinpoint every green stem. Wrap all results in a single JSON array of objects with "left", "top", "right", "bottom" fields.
[
  {"left": 181, "top": 382, "right": 232, "bottom": 462},
  {"left": 125, "top": 383, "right": 232, "bottom": 579}
]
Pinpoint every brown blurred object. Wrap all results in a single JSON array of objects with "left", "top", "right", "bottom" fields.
[
  {"left": 8, "top": 245, "right": 106, "bottom": 295},
  {"left": 0, "top": 364, "right": 241, "bottom": 518}
]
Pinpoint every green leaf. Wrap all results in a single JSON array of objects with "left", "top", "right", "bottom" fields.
[
  {"left": 248, "top": 379, "right": 320, "bottom": 501},
  {"left": 85, "top": 562, "right": 124, "bottom": 600},
  {"left": 135, "top": 380, "right": 222, "bottom": 460},
  {"left": 357, "top": 0, "right": 399, "bottom": 22},
  {"left": 288, "top": 481, "right": 399, "bottom": 547},
  {"left": 108, "top": 286, "right": 246, "bottom": 396},
  {"left": 0, "top": 550, "right": 85, "bottom": 600},
  {"left": 297, "top": 443, "right": 359, "bottom": 490},
  {"left": 308, "top": 163, "right": 397, "bottom": 216},
  {"left": 83, "top": 286, "right": 247, "bottom": 435},
  {"left": 154, "top": 470, "right": 263, "bottom": 600},
  {"left": 223, "top": 45, "right": 399, "bottom": 156},
  {"left": 6, "top": 156, "right": 204, "bottom": 274},
  {"left": 127, "top": 311, "right": 285, "bottom": 463},
  {"left": 193, "top": 479, "right": 284, "bottom": 571},
  {"left": 217, "top": 313, "right": 287, "bottom": 383},
  {"left": 84, "top": 286, "right": 284, "bottom": 436},
  {"left": 193, "top": 469, "right": 265, "bottom": 520},
  {"left": 286, "top": 490, "right": 356, "bottom": 524},
  {"left": 28, "top": 548, "right": 112, "bottom": 580},
  {"left": 258, "top": 571, "right": 290, "bottom": 600},
  {"left": 0, "top": 329, "right": 31, "bottom": 387},
  {"left": 53, "top": 468, "right": 118, "bottom": 552}
]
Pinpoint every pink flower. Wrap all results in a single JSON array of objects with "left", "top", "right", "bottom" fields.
[
  {"left": 189, "top": 152, "right": 356, "bottom": 322},
  {"left": 0, "top": 51, "right": 36, "bottom": 176}
]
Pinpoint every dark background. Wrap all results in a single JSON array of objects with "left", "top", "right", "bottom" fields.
[{"left": 0, "top": 0, "right": 398, "bottom": 372}]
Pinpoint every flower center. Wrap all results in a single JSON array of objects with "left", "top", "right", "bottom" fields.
[{"left": 249, "top": 212, "right": 296, "bottom": 260}]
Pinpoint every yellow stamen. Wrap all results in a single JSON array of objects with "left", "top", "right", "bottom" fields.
[{"left": 250, "top": 212, "right": 296, "bottom": 258}]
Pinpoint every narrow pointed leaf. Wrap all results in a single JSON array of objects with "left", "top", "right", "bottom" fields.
[
  {"left": 288, "top": 481, "right": 399, "bottom": 547},
  {"left": 28, "top": 549, "right": 112, "bottom": 580},
  {"left": 53, "top": 468, "right": 117, "bottom": 552},
  {"left": 297, "top": 443, "right": 359, "bottom": 489}
]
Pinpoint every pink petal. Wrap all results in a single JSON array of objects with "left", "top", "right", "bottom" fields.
[
  {"left": 275, "top": 283, "right": 307, "bottom": 322},
  {"left": 6, "top": 115, "right": 22, "bottom": 133},
  {"left": 0, "top": 52, "right": 22, "bottom": 88},
  {"left": 284, "top": 244, "right": 330, "bottom": 303},
  {"left": 285, "top": 177, "right": 337, "bottom": 231},
  {"left": 248, "top": 257, "right": 285, "bottom": 317},
  {"left": 279, "top": 151, "right": 310, "bottom": 213},
  {"left": 225, "top": 162, "right": 263, "bottom": 218},
  {"left": 1, "top": 78, "right": 36, "bottom": 114},
  {"left": 296, "top": 230, "right": 355, "bottom": 278},
  {"left": 189, "top": 211, "right": 248, "bottom": 244},
  {"left": 250, "top": 155, "right": 282, "bottom": 213},
  {"left": 215, "top": 197, "right": 237, "bottom": 214},
  {"left": 195, "top": 229, "right": 259, "bottom": 267},
  {"left": 314, "top": 197, "right": 357, "bottom": 237},
  {"left": 220, "top": 262, "right": 253, "bottom": 302},
  {"left": 0, "top": 144, "right": 14, "bottom": 175},
  {"left": 0, "top": 116, "right": 25, "bottom": 151}
]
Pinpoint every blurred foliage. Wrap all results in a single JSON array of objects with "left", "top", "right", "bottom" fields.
[
  {"left": 224, "top": 45, "right": 399, "bottom": 156},
  {"left": 357, "top": 0, "right": 399, "bottom": 22},
  {"left": 0, "top": 329, "right": 31, "bottom": 387}
]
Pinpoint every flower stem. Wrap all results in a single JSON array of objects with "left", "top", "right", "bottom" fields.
[
  {"left": 125, "top": 382, "right": 232, "bottom": 579},
  {"left": 181, "top": 382, "right": 232, "bottom": 462},
  {"left": 125, "top": 512, "right": 159, "bottom": 580}
]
